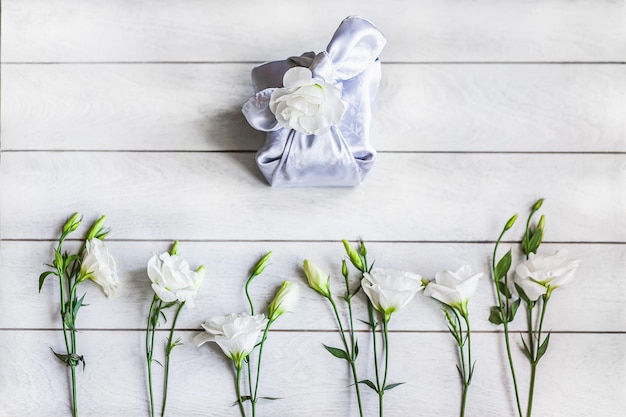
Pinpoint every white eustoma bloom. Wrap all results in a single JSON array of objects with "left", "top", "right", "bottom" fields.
[
  {"left": 194, "top": 313, "right": 269, "bottom": 368},
  {"left": 303, "top": 259, "right": 331, "bottom": 297},
  {"left": 514, "top": 250, "right": 580, "bottom": 301},
  {"left": 424, "top": 265, "right": 483, "bottom": 316},
  {"left": 147, "top": 252, "right": 205, "bottom": 308},
  {"left": 269, "top": 67, "right": 346, "bottom": 135},
  {"left": 81, "top": 238, "right": 120, "bottom": 297},
  {"left": 267, "top": 281, "right": 300, "bottom": 321},
  {"left": 362, "top": 268, "right": 424, "bottom": 320}
]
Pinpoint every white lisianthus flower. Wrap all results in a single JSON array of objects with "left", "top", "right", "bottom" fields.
[
  {"left": 267, "top": 281, "right": 300, "bottom": 321},
  {"left": 269, "top": 67, "right": 346, "bottom": 135},
  {"left": 362, "top": 268, "right": 424, "bottom": 320},
  {"left": 80, "top": 238, "right": 120, "bottom": 297},
  {"left": 147, "top": 252, "right": 205, "bottom": 308},
  {"left": 514, "top": 250, "right": 580, "bottom": 301},
  {"left": 424, "top": 265, "right": 483, "bottom": 316},
  {"left": 195, "top": 313, "right": 269, "bottom": 368},
  {"left": 303, "top": 259, "right": 331, "bottom": 297}
]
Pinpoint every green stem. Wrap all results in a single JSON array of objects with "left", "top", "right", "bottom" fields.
[
  {"left": 492, "top": 232, "right": 523, "bottom": 417},
  {"left": 245, "top": 274, "right": 256, "bottom": 316},
  {"left": 369, "top": 304, "right": 381, "bottom": 391},
  {"left": 378, "top": 317, "right": 391, "bottom": 417},
  {"left": 460, "top": 313, "right": 473, "bottom": 417},
  {"left": 252, "top": 320, "right": 273, "bottom": 417},
  {"left": 329, "top": 296, "right": 363, "bottom": 417},
  {"left": 235, "top": 365, "right": 248, "bottom": 417},
  {"left": 70, "top": 364, "right": 78, "bottom": 417},
  {"left": 68, "top": 281, "right": 79, "bottom": 417},
  {"left": 145, "top": 296, "right": 159, "bottom": 417},
  {"left": 527, "top": 295, "right": 550, "bottom": 417},
  {"left": 161, "top": 302, "right": 185, "bottom": 417}
]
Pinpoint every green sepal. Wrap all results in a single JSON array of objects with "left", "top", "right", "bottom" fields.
[
  {"left": 494, "top": 250, "right": 512, "bottom": 281},
  {"left": 488, "top": 306, "right": 504, "bottom": 325},
  {"left": 166, "top": 337, "right": 183, "bottom": 354},
  {"left": 536, "top": 333, "right": 551, "bottom": 361},
  {"left": 323, "top": 344, "right": 349, "bottom": 361},
  {"left": 38, "top": 271, "right": 57, "bottom": 292},
  {"left": 358, "top": 379, "right": 378, "bottom": 392},
  {"left": 384, "top": 382, "right": 405, "bottom": 391},
  {"left": 54, "top": 251, "right": 65, "bottom": 270}
]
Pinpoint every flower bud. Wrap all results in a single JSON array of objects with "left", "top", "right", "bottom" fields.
[
  {"left": 504, "top": 214, "right": 518, "bottom": 231},
  {"left": 303, "top": 259, "right": 331, "bottom": 298},
  {"left": 532, "top": 198, "right": 544, "bottom": 212},
  {"left": 252, "top": 251, "right": 272, "bottom": 276},
  {"left": 341, "top": 260, "right": 349, "bottom": 279},
  {"left": 63, "top": 212, "right": 82, "bottom": 234},
  {"left": 170, "top": 240, "right": 180, "bottom": 256},
  {"left": 359, "top": 240, "right": 367, "bottom": 257},
  {"left": 342, "top": 240, "right": 364, "bottom": 271},
  {"left": 196, "top": 265, "right": 206, "bottom": 276},
  {"left": 268, "top": 281, "right": 300, "bottom": 321},
  {"left": 537, "top": 214, "right": 545, "bottom": 231},
  {"left": 86, "top": 215, "right": 107, "bottom": 240}
]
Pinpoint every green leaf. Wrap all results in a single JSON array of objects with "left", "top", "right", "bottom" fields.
[
  {"left": 496, "top": 280, "right": 512, "bottom": 299},
  {"left": 50, "top": 348, "right": 85, "bottom": 369},
  {"left": 38, "top": 271, "right": 57, "bottom": 292},
  {"left": 528, "top": 228, "right": 544, "bottom": 254},
  {"left": 72, "top": 293, "right": 88, "bottom": 317},
  {"left": 231, "top": 396, "right": 252, "bottom": 406},
  {"left": 536, "top": 333, "right": 551, "bottom": 361},
  {"left": 488, "top": 306, "right": 504, "bottom": 325},
  {"left": 508, "top": 298, "right": 521, "bottom": 322},
  {"left": 354, "top": 340, "right": 359, "bottom": 358},
  {"left": 358, "top": 379, "right": 378, "bottom": 392},
  {"left": 520, "top": 335, "right": 532, "bottom": 361},
  {"left": 494, "top": 251, "right": 512, "bottom": 281},
  {"left": 384, "top": 382, "right": 405, "bottom": 391},
  {"left": 259, "top": 397, "right": 281, "bottom": 401},
  {"left": 514, "top": 283, "right": 532, "bottom": 305},
  {"left": 323, "top": 344, "right": 349, "bottom": 360},
  {"left": 358, "top": 319, "right": 376, "bottom": 329}
]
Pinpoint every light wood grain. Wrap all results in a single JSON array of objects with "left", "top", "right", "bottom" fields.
[
  {"left": 0, "top": 330, "right": 623, "bottom": 416},
  {"left": 1, "top": 152, "right": 624, "bottom": 242},
  {"left": 2, "top": 240, "right": 623, "bottom": 332},
  {"left": 2, "top": 63, "right": 625, "bottom": 152},
  {"left": 3, "top": 0, "right": 625, "bottom": 63}
]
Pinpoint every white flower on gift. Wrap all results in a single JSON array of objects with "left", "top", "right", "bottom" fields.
[
  {"left": 267, "top": 281, "right": 300, "bottom": 321},
  {"left": 362, "top": 268, "right": 424, "bottom": 320},
  {"left": 424, "top": 265, "right": 483, "bottom": 316},
  {"left": 195, "top": 313, "right": 269, "bottom": 368},
  {"left": 269, "top": 67, "right": 346, "bottom": 135},
  {"left": 514, "top": 249, "right": 580, "bottom": 301},
  {"left": 80, "top": 238, "right": 120, "bottom": 297},
  {"left": 147, "top": 252, "right": 205, "bottom": 308}
]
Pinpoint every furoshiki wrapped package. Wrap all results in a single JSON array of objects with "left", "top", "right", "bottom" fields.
[{"left": 242, "top": 16, "right": 386, "bottom": 187}]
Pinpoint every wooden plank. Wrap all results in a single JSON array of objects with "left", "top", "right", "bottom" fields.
[
  {"left": 2, "top": 240, "right": 624, "bottom": 332},
  {"left": 0, "top": 330, "right": 622, "bottom": 416},
  {"left": 3, "top": 63, "right": 625, "bottom": 152},
  {"left": 3, "top": 0, "right": 625, "bottom": 63},
  {"left": 1, "top": 152, "right": 624, "bottom": 242}
]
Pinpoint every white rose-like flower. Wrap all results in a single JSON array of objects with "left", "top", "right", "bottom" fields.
[
  {"left": 362, "top": 268, "right": 424, "bottom": 320},
  {"left": 514, "top": 250, "right": 580, "bottom": 301},
  {"left": 269, "top": 67, "right": 346, "bottom": 135},
  {"left": 80, "top": 238, "right": 120, "bottom": 297},
  {"left": 194, "top": 313, "right": 269, "bottom": 368},
  {"left": 424, "top": 265, "right": 483, "bottom": 316},
  {"left": 147, "top": 252, "right": 205, "bottom": 308},
  {"left": 303, "top": 259, "right": 331, "bottom": 298}
]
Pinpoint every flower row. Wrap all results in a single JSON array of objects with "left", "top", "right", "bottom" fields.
[{"left": 40, "top": 199, "right": 579, "bottom": 417}]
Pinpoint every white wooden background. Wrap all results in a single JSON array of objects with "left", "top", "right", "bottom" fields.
[{"left": 1, "top": 1, "right": 625, "bottom": 416}]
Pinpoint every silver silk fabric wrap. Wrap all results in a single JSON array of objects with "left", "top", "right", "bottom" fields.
[{"left": 242, "top": 16, "right": 386, "bottom": 187}]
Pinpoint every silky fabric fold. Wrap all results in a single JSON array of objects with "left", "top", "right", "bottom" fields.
[{"left": 242, "top": 16, "right": 386, "bottom": 187}]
